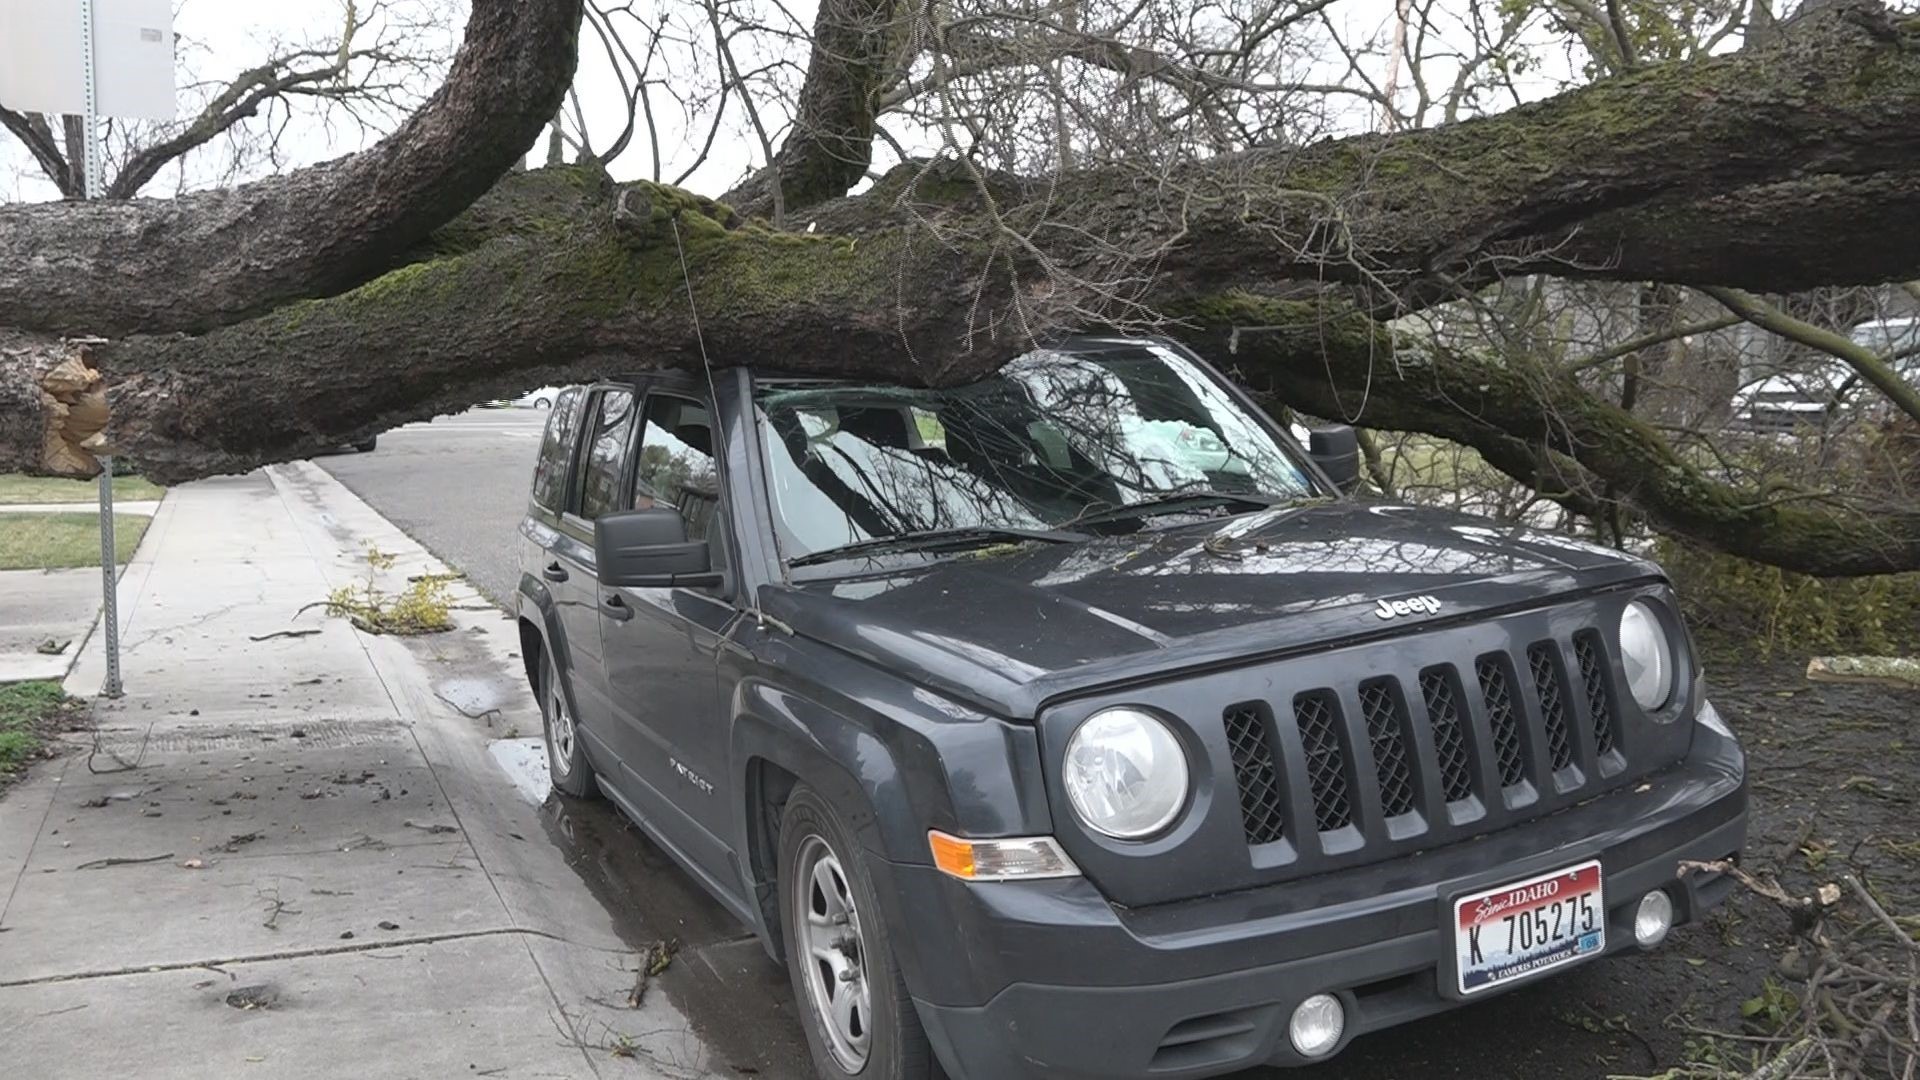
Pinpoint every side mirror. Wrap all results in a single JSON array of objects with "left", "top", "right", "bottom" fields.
[
  {"left": 1308, "top": 425, "right": 1362, "bottom": 494},
  {"left": 593, "top": 508, "right": 720, "bottom": 588}
]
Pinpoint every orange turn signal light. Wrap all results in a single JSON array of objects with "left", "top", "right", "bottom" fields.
[
  {"left": 929, "top": 830, "right": 978, "bottom": 878},
  {"left": 927, "top": 830, "right": 1078, "bottom": 882}
]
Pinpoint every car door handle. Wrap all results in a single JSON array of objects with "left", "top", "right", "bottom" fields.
[
  {"left": 542, "top": 563, "right": 569, "bottom": 583},
  {"left": 600, "top": 594, "right": 634, "bottom": 622}
]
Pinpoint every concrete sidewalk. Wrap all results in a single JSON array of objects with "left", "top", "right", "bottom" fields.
[
  {"left": 0, "top": 464, "right": 720, "bottom": 1079},
  {"left": 0, "top": 569, "right": 106, "bottom": 684}
]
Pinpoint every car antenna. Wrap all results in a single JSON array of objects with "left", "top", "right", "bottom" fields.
[
  {"left": 668, "top": 212, "right": 726, "bottom": 411},
  {"left": 669, "top": 211, "right": 792, "bottom": 638}
]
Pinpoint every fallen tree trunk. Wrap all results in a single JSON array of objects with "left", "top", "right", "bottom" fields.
[{"left": 6, "top": 1, "right": 1920, "bottom": 574}]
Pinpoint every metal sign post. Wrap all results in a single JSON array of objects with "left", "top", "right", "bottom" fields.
[
  {"left": 3, "top": 0, "right": 174, "bottom": 698},
  {"left": 79, "top": 0, "right": 124, "bottom": 698}
]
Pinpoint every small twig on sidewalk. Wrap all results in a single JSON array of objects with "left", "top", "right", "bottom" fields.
[
  {"left": 75, "top": 852, "right": 174, "bottom": 870},
  {"left": 249, "top": 628, "right": 322, "bottom": 642},
  {"left": 403, "top": 820, "right": 458, "bottom": 835},
  {"left": 625, "top": 939, "right": 680, "bottom": 1009},
  {"left": 86, "top": 724, "right": 152, "bottom": 775},
  {"left": 259, "top": 887, "right": 301, "bottom": 930}
]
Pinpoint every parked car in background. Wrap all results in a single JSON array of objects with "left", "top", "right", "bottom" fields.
[
  {"left": 479, "top": 386, "right": 565, "bottom": 409},
  {"left": 517, "top": 386, "right": 563, "bottom": 409},
  {"left": 515, "top": 337, "right": 1745, "bottom": 1080},
  {"left": 315, "top": 435, "right": 378, "bottom": 455},
  {"left": 1733, "top": 316, "right": 1920, "bottom": 432}
]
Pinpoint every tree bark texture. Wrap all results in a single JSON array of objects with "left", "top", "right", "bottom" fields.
[{"left": 5, "top": 0, "right": 1920, "bottom": 573}]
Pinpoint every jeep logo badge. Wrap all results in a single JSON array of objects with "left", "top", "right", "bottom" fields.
[{"left": 1375, "top": 594, "right": 1442, "bottom": 620}]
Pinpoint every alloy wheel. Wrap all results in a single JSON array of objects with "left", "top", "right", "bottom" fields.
[
  {"left": 544, "top": 661, "right": 575, "bottom": 778},
  {"left": 793, "top": 835, "right": 872, "bottom": 1071}
]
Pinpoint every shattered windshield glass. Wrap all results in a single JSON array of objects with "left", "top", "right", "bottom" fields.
[{"left": 753, "top": 342, "right": 1316, "bottom": 563}]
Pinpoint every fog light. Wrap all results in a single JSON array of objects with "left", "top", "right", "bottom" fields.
[
  {"left": 1288, "top": 993, "right": 1345, "bottom": 1058},
  {"left": 1635, "top": 889, "right": 1675, "bottom": 948}
]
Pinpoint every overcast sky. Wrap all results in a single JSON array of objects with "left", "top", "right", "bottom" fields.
[
  {"left": 0, "top": 0, "right": 1580, "bottom": 204},
  {"left": 1, "top": 0, "right": 775, "bottom": 201}
]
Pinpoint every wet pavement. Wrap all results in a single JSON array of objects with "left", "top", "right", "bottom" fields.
[{"left": 540, "top": 795, "right": 816, "bottom": 1079}]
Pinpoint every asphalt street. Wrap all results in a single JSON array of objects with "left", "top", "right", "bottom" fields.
[
  {"left": 316, "top": 407, "right": 545, "bottom": 608},
  {"left": 312, "top": 407, "right": 1712, "bottom": 1080}
]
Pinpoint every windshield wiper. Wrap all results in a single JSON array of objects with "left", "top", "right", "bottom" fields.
[
  {"left": 1072, "top": 491, "right": 1281, "bottom": 526},
  {"left": 789, "top": 526, "right": 1088, "bottom": 567}
]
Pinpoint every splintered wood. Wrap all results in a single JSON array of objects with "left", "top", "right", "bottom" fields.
[{"left": 38, "top": 341, "right": 109, "bottom": 475}]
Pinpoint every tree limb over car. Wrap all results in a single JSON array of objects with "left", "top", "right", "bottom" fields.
[{"left": 4, "top": 0, "right": 1920, "bottom": 573}]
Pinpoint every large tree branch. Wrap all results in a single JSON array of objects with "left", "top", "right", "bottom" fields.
[
  {"left": 784, "top": 0, "right": 1920, "bottom": 307},
  {"left": 106, "top": 45, "right": 425, "bottom": 200},
  {"left": 1178, "top": 295, "right": 1920, "bottom": 576},
  {"left": 9, "top": 2, "right": 1920, "bottom": 578},
  {"left": 721, "top": 0, "right": 904, "bottom": 216},
  {"left": 0, "top": 0, "right": 583, "bottom": 338}
]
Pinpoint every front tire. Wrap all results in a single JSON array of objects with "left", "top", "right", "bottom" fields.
[
  {"left": 778, "top": 786, "right": 934, "bottom": 1080},
  {"left": 539, "top": 649, "right": 597, "bottom": 799}
]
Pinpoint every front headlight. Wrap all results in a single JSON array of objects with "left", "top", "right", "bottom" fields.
[
  {"left": 1619, "top": 600, "right": 1676, "bottom": 710},
  {"left": 1062, "top": 708, "right": 1190, "bottom": 839}
]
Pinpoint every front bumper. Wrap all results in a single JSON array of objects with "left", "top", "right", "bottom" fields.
[{"left": 884, "top": 715, "right": 1745, "bottom": 1080}]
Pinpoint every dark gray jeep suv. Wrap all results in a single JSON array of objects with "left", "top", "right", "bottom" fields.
[{"left": 514, "top": 336, "right": 1747, "bottom": 1080}]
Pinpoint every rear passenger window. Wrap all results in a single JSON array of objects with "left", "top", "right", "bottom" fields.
[
  {"left": 530, "top": 387, "right": 584, "bottom": 512},
  {"left": 575, "top": 388, "right": 637, "bottom": 521}
]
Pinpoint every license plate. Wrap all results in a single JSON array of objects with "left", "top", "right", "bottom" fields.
[{"left": 1453, "top": 860, "right": 1604, "bottom": 995}]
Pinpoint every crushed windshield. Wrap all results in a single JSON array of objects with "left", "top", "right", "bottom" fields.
[{"left": 754, "top": 342, "right": 1315, "bottom": 563}]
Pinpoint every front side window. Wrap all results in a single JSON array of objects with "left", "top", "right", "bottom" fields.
[
  {"left": 634, "top": 394, "right": 721, "bottom": 539},
  {"left": 530, "top": 386, "right": 584, "bottom": 512},
  {"left": 575, "top": 388, "right": 636, "bottom": 521},
  {"left": 754, "top": 343, "right": 1315, "bottom": 561}
]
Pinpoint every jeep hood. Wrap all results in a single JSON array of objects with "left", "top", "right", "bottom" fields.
[{"left": 759, "top": 502, "right": 1659, "bottom": 718}]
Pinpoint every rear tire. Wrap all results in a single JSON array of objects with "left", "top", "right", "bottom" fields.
[
  {"left": 539, "top": 648, "right": 597, "bottom": 799},
  {"left": 778, "top": 786, "right": 935, "bottom": 1080},
  {"left": 534, "top": 397, "right": 553, "bottom": 409},
  {"left": 353, "top": 437, "right": 378, "bottom": 453}
]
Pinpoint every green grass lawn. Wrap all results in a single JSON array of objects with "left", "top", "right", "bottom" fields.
[
  {"left": 0, "top": 681, "right": 71, "bottom": 779},
  {"left": 0, "top": 473, "right": 165, "bottom": 505},
  {"left": 0, "top": 512, "right": 151, "bottom": 570}
]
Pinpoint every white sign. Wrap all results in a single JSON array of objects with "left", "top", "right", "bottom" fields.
[{"left": 0, "top": 0, "right": 176, "bottom": 120}]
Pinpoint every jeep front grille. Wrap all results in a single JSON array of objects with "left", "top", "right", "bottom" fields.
[
  {"left": 1574, "top": 631, "right": 1618, "bottom": 755},
  {"left": 1527, "top": 642, "right": 1575, "bottom": 772},
  {"left": 1359, "top": 679, "right": 1416, "bottom": 818},
  {"left": 1477, "top": 657, "right": 1527, "bottom": 787},
  {"left": 1292, "top": 691, "right": 1353, "bottom": 832},
  {"left": 1222, "top": 628, "right": 1635, "bottom": 849},
  {"left": 1419, "top": 667, "right": 1475, "bottom": 803},
  {"left": 1222, "top": 704, "right": 1287, "bottom": 845}
]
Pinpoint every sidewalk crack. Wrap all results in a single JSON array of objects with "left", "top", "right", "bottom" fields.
[
  {"left": 0, "top": 926, "right": 623, "bottom": 989},
  {"left": 0, "top": 755, "right": 74, "bottom": 929}
]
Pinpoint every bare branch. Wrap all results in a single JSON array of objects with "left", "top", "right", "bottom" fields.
[{"left": 1704, "top": 285, "right": 1920, "bottom": 427}]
